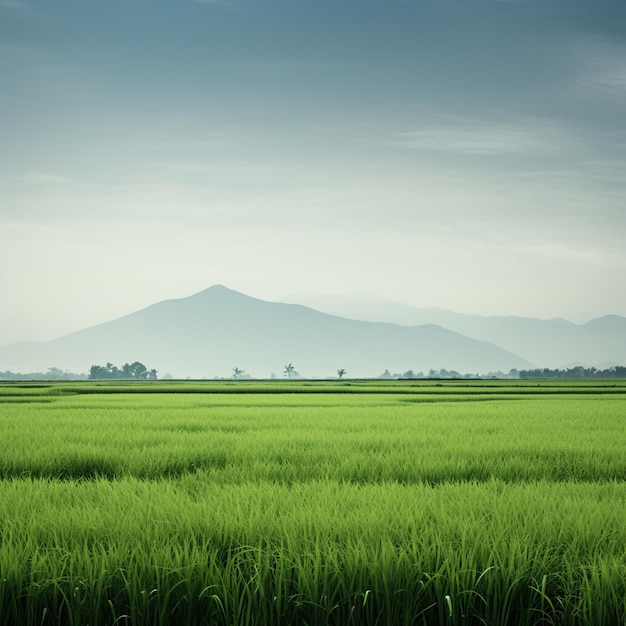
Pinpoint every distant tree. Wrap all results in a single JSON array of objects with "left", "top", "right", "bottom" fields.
[
  {"left": 337, "top": 368, "right": 346, "bottom": 379},
  {"left": 518, "top": 365, "right": 626, "bottom": 380},
  {"left": 88, "top": 361, "right": 155, "bottom": 380},
  {"left": 1, "top": 369, "right": 86, "bottom": 381},
  {"left": 283, "top": 363, "right": 298, "bottom": 379},
  {"left": 46, "top": 367, "right": 64, "bottom": 380},
  {"left": 129, "top": 361, "right": 148, "bottom": 379},
  {"left": 105, "top": 363, "right": 118, "bottom": 379},
  {"left": 232, "top": 367, "right": 244, "bottom": 380},
  {"left": 89, "top": 365, "right": 106, "bottom": 380},
  {"left": 119, "top": 362, "right": 145, "bottom": 379}
]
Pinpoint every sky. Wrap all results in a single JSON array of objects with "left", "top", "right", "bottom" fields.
[{"left": 1, "top": 0, "right": 626, "bottom": 345}]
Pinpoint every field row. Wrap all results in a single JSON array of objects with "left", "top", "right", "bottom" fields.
[
  {"left": 2, "top": 391, "right": 626, "bottom": 482},
  {"left": 2, "top": 382, "right": 626, "bottom": 625},
  {"left": 2, "top": 379, "right": 626, "bottom": 397}
]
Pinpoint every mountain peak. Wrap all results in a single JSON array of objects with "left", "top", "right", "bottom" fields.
[
  {"left": 198, "top": 284, "right": 233, "bottom": 293},
  {"left": 189, "top": 284, "right": 244, "bottom": 298}
]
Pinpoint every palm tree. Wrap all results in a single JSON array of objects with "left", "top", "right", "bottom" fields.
[
  {"left": 337, "top": 368, "right": 346, "bottom": 379},
  {"left": 232, "top": 367, "right": 243, "bottom": 380},
  {"left": 284, "top": 363, "right": 297, "bottom": 379}
]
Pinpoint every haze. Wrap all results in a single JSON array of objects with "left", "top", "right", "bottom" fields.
[{"left": 2, "top": 0, "right": 625, "bottom": 346}]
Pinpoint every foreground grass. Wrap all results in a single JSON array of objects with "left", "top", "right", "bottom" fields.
[
  {"left": 3, "top": 478, "right": 626, "bottom": 625},
  {"left": 1, "top": 381, "right": 626, "bottom": 625}
]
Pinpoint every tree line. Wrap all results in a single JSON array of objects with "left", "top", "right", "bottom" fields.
[
  {"left": 88, "top": 362, "right": 157, "bottom": 380},
  {"left": 517, "top": 365, "right": 626, "bottom": 380},
  {"left": 378, "top": 368, "right": 480, "bottom": 379},
  {"left": 0, "top": 367, "right": 86, "bottom": 381},
  {"left": 2, "top": 363, "right": 625, "bottom": 381}
]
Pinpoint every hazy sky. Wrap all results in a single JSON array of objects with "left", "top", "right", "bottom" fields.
[{"left": 2, "top": 0, "right": 625, "bottom": 345}]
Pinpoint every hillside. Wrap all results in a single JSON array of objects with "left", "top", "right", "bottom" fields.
[
  {"left": 0, "top": 286, "right": 530, "bottom": 378},
  {"left": 278, "top": 294, "right": 626, "bottom": 368}
]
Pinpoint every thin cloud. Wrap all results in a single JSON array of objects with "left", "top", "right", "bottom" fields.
[
  {"left": 526, "top": 242, "right": 616, "bottom": 266},
  {"left": 392, "top": 119, "right": 575, "bottom": 155},
  {"left": 0, "top": 0, "right": 27, "bottom": 9},
  {"left": 584, "top": 63, "right": 626, "bottom": 97},
  {"left": 193, "top": 0, "right": 243, "bottom": 13},
  {"left": 573, "top": 38, "right": 626, "bottom": 104},
  {"left": 0, "top": 0, "right": 39, "bottom": 18},
  {"left": 487, "top": 0, "right": 591, "bottom": 14},
  {"left": 194, "top": 0, "right": 235, "bottom": 6},
  {"left": 159, "top": 161, "right": 288, "bottom": 177},
  {"left": 17, "top": 172, "right": 75, "bottom": 186},
  {"left": 0, "top": 43, "right": 46, "bottom": 58}
]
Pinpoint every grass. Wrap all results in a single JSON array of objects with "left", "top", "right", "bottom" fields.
[{"left": 1, "top": 380, "right": 625, "bottom": 625}]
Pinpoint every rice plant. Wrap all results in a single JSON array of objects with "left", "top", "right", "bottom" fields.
[{"left": 1, "top": 381, "right": 625, "bottom": 625}]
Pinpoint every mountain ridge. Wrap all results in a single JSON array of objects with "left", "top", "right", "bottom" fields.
[
  {"left": 0, "top": 285, "right": 530, "bottom": 378},
  {"left": 277, "top": 293, "right": 626, "bottom": 368}
]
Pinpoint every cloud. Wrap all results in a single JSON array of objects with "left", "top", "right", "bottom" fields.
[
  {"left": 584, "top": 62, "right": 626, "bottom": 97},
  {"left": 193, "top": 0, "right": 243, "bottom": 13},
  {"left": 194, "top": 0, "right": 232, "bottom": 5},
  {"left": 0, "top": 0, "right": 38, "bottom": 18},
  {"left": 158, "top": 160, "right": 290, "bottom": 182},
  {"left": 0, "top": 42, "right": 46, "bottom": 58},
  {"left": 17, "top": 172, "right": 75, "bottom": 186},
  {"left": 524, "top": 242, "right": 618, "bottom": 266},
  {"left": 391, "top": 118, "right": 575, "bottom": 155},
  {"left": 0, "top": 0, "right": 27, "bottom": 9},
  {"left": 574, "top": 38, "right": 626, "bottom": 104}
]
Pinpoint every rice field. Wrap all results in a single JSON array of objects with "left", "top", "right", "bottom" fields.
[{"left": 1, "top": 380, "right": 625, "bottom": 625}]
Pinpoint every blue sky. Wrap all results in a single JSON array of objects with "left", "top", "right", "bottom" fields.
[{"left": 1, "top": 0, "right": 625, "bottom": 344}]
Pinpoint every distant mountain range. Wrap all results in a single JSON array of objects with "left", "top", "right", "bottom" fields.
[
  {"left": 278, "top": 293, "right": 626, "bottom": 369},
  {"left": 0, "top": 286, "right": 532, "bottom": 378}
]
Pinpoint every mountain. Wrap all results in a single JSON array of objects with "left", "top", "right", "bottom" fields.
[
  {"left": 277, "top": 293, "right": 452, "bottom": 327},
  {"left": 0, "top": 286, "right": 530, "bottom": 378},
  {"left": 277, "top": 294, "right": 626, "bottom": 368}
]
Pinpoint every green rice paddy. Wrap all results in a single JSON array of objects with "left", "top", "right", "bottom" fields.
[{"left": 1, "top": 380, "right": 625, "bottom": 625}]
